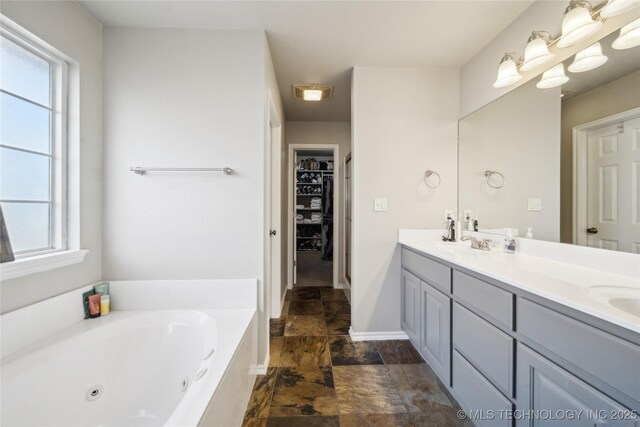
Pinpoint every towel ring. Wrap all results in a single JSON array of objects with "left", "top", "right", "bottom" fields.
[
  {"left": 424, "top": 170, "right": 441, "bottom": 189},
  {"left": 484, "top": 170, "right": 505, "bottom": 189}
]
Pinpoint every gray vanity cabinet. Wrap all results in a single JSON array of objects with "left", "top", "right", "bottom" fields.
[
  {"left": 516, "top": 343, "right": 635, "bottom": 427},
  {"left": 401, "top": 269, "right": 421, "bottom": 345},
  {"left": 420, "top": 281, "right": 451, "bottom": 384},
  {"left": 400, "top": 246, "right": 639, "bottom": 425}
]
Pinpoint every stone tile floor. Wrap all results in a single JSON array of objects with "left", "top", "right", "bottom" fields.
[{"left": 243, "top": 286, "right": 470, "bottom": 427}]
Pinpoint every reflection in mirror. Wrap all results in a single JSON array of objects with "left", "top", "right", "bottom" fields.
[{"left": 459, "top": 30, "right": 640, "bottom": 253}]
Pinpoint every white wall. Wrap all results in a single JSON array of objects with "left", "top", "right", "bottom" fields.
[
  {"left": 285, "top": 121, "right": 351, "bottom": 287},
  {"left": 0, "top": 1, "right": 102, "bottom": 314},
  {"left": 102, "top": 27, "right": 277, "bottom": 364},
  {"left": 351, "top": 67, "right": 458, "bottom": 334},
  {"left": 459, "top": 1, "right": 637, "bottom": 118},
  {"left": 459, "top": 80, "right": 561, "bottom": 242}
]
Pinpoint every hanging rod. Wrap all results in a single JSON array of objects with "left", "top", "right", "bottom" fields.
[{"left": 130, "top": 167, "right": 233, "bottom": 175}]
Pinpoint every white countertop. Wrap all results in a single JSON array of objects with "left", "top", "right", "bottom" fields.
[{"left": 399, "top": 229, "right": 640, "bottom": 334}]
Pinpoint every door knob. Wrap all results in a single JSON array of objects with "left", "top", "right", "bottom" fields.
[
  {"left": 269, "top": 230, "right": 277, "bottom": 236},
  {"left": 587, "top": 227, "right": 598, "bottom": 234}
]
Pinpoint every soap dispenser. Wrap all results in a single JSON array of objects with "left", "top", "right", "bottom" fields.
[{"left": 526, "top": 228, "right": 533, "bottom": 239}]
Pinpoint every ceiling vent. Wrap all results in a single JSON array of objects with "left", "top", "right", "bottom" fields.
[{"left": 292, "top": 84, "right": 333, "bottom": 101}]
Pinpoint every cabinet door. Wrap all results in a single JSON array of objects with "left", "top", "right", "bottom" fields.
[
  {"left": 420, "top": 281, "right": 451, "bottom": 384},
  {"left": 517, "top": 343, "right": 635, "bottom": 427},
  {"left": 401, "top": 269, "right": 421, "bottom": 345}
]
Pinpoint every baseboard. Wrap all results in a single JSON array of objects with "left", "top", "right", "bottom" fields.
[
  {"left": 250, "top": 353, "right": 270, "bottom": 375},
  {"left": 333, "top": 282, "right": 345, "bottom": 289},
  {"left": 348, "top": 326, "right": 409, "bottom": 342}
]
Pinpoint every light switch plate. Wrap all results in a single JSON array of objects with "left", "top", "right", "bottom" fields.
[
  {"left": 528, "top": 198, "right": 542, "bottom": 211},
  {"left": 374, "top": 198, "right": 388, "bottom": 212},
  {"left": 444, "top": 209, "right": 453, "bottom": 221}
]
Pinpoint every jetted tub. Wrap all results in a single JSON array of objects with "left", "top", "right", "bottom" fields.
[{"left": 1, "top": 280, "right": 258, "bottom": 427}]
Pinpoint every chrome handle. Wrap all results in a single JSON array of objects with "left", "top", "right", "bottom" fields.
[
  {"left": 269, "top": 230, "right": 277, "bottom": 236},
  {"left": 587, "top": 227, "right": 598, "bottom": 235}
]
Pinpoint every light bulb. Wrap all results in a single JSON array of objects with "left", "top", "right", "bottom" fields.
[
  {"left": 537, "top": 63, "right": 570, "bottom": 89},
  {"left": 568, "top": 42, "right": 608, "bottom": 72},
  {"left": 557, "top": 1, "right": 603, "bottom": 48},
  {"left": 521, "top": 32, "right": 556, "bottom": 72},
  {"left": 493, "top": 53, "right": 522, "bottom": 88},
  {"left": 612, "top": 17, "right": 640, "bottom": 49}
]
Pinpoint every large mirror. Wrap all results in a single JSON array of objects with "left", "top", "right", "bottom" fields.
[{"left": 459, "top": 29, "right": 640, "bottom": 253}]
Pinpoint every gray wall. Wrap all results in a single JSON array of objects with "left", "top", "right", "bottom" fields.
[{"left": 351, "top": 67, "right": 459, "bottom": 334}]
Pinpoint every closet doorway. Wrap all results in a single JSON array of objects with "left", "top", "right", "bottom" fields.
[{"left": 288, "top": 145, "right": 340, "bottom": 288}]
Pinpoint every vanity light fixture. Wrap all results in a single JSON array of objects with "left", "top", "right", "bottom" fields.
[
  {"left": 557, "top": 1, "right": 603, "bottom": 48},
  {"left": 520, "top": 31, "right": 556, "bottom": 72},
  {"left": 612, "top": 17, "right": 640, "bottom": 49},
  {"left": 536, "top": 63, "right": 570, "bottom": 89},
  {"left": 292, "top": 84, "right": 333, "bottom": 102},
  {"left": 600, "top": 0, "right": 640, "bottom": 17},
  {"left": 493, "top": 52, "right": 523, "bottom": 88},
  {"left": 568, "top": 42, "right": 608, "bottom": 72}
]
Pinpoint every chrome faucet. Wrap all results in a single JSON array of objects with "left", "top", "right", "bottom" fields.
[{"left": 461, "top": 236, "right": 492, "bottom": 251}]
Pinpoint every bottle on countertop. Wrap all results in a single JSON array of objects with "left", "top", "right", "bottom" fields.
[
  {"left": 504, "top": 229, "right": 516, "bottom": 254},
  {"left": 526, "top": 228, "right": 533, "bottom": 239},
  {"left": 466, "top": 212, "right": 474, "bottom": 231},
  {"left": 473, "top": 217, "right": 479, "bottom": 232},
  {"left": 100, "top": 294, "right": 110, "bottom": 316}
]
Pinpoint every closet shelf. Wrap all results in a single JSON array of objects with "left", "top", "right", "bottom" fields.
[{"left": 296, "top": 182, "right": 322, "bottom": 185}]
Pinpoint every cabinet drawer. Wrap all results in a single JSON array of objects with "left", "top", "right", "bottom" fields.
[
  {"left": 516, "top": 343, "right": 633, "bottom": 427},
  {"left": 453, "top": 270, "right": 513, "bottom": 330},
  {"left": 402, "top": 247, "right": 451, "bottom": 294},
  {"left": 452, "top": 350, "right": 512, "bottom": 427},
  {"left": 453, "top": 303, "right": 514, "bottom": 397},
  {"left": 518, "top": 297, "right": 640, "bottom": 406}
]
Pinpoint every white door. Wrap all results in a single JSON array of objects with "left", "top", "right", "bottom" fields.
[
  {"left": 345, "top": 154, "right": 352, "bottom": 283},
  {"left": 586, "top": 116, "right": 640, "bottom": 253}
]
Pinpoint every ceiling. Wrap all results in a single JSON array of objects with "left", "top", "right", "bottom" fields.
[{"left": 79, "top": 1, "right": 534, "bottom": 122}]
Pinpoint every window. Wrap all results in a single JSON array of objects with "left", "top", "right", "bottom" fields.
[{"left": 0, "top": 26, "right": 67, "bottom": 258}]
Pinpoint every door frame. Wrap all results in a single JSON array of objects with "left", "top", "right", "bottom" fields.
[
  {"left": 572, "top": 107, "right": 640, "bottom": 245},
  {"left": 266, "top": 90, "right": 282, "bottom": 319},
  {"left": 287, "top": 144, "right": 341, "bottom": 290}
]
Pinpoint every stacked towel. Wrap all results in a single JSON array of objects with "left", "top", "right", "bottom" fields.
[
  {"left": 296, "top": 204, "right": 304, "bottom": 209},
  {"left": 310, "top": 197, "right": 322, "bottom": 210},
  {"left": 296, "top": 214, "right": 304, "bottom": 223},
  {"left": 310, "top": 213, "right": 322, "bottom": 223}
]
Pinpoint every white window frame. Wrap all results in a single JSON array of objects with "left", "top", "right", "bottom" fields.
[
  {"left": 0, "top": 24, "right": 68, "bottom": 258},
  {"left": 0, "top": 17, "right": 88, "bottom": 281}
]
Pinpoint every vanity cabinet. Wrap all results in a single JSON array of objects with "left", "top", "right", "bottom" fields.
[
  {"left": 400, "top": 245, "right": 640, "bottom": 426},
  {"left": 400, "top": 269, "right": 421, "bottom": 345},
  {"left": 516, "top": 343, "right": 633, "bottom": 427},
  {"left": 420, "top": 281, "right": 451, "bottom": 384}
]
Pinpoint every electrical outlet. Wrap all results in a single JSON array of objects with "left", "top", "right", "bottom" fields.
[
  {"left": 528, "top": 198, "right": 542, "bottom": 211},
  {"left": 374, "top": 198, "right": 388, "bottom": 212},
  {"left": 444, "top": 209, "right": 453, "bottom": 221},
  {"left": 464, "top": 209, "right": 472, "bottom": 222}
]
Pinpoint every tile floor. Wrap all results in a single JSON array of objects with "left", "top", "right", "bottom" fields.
[{"left": 243, "top": 286, "right": 470, "bottom": 427}]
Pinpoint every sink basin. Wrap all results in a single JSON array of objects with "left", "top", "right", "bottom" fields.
[{"left": 587, "top": 286, "right": 640, "bottom": 317}]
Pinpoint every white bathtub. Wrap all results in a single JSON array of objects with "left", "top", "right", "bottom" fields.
[{"left": 1, "top": 280, "right": 258, "bottom": 427}]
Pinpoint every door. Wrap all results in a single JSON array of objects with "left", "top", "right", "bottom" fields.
[
  {"left": 586, "top": 116, "right": 640, "bottom": 253},
  {"left": 345, "top": 154, "right": 352, "bottom": 283},
  {"left": 516, "top": 343, "right": 632, "bottom": 427},
  {"left": 401, "top": 269, "right": 421, "bottom": 345},
  {"left": 420, "top": 282, "right": 451, "bottom": 384},
  {"left": 267, "top": 93, "right": 282, "bottom": 318}
]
